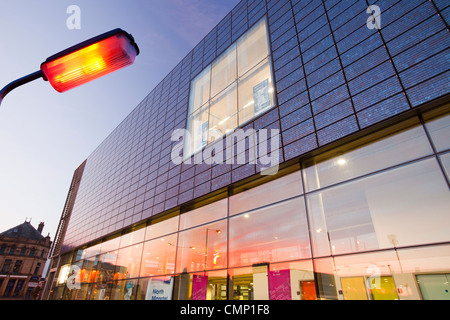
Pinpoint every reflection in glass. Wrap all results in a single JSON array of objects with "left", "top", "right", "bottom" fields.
[
  {"left": 189, "top": 66, "right": 211, "bottom": 113},
  {"left": 228, "top": 267, "right": 255, "bottom": 300},
  {"left": 115, "top": 243, "right": 143, "bottom": 280},
  {"left": 237, "top": 19, "right": 269, "bottom": 77},
  {"left": 270, "top": 260, "right": 316, "bottom": 300},
  {"left": 176, "top": 220, "right": 227, "bottom": 273},
  {"left": 140, "top": 234, "right": 177, "bottom": 277},
  {"left": 185, "top": 18, "right": 273, "bottom": 158},
  {"left": 308, "top": 158, "right": 450, "bottom": 257},
  {"left": 97, "top": 251, "right": 118, "bottom": 283},
  {"left": 229, "top": 197, "right": 311, "bottom": 268},
  {"left": 211, "top": 44, "right": 236, "bottom": 98},
  {"left": 52, "top": 108, "right": 450, "bottom": 300},
  {"left": 89, "top": 283, "right": 110, "bottom": 300},
  {"left": 229, "top": 171, "right": 303, "bottom": 216},
  {"left": 179, "top": 198, "right": 227, "bottom": 230},
  {"left": 110, "top": 279, "right": 138, "bottom": 300},
  {"left": 145, "top": 215, "right": 179, "bottom": 241},
  {"left": 314, "top": 250, "right": 402, "bottom": 300},
  {"left": 303, "top": 124, "right": 433, "bottom": 192},
  {"left": 119, "top": 227, "right": 145, "bottom": 248},
  {"left": 99, "top": 237, "right": 120, "bottom": 254},
  {"left": 174, "top": 270, "right": 227, "bottom": 300},
  {"left": 186, "top": 104, "right": 210, "bottom": 155},
  {"left": 83, "top": 243, "right": 101, "bottom": 259},
  {"left": 209, "top": 84, "right": 238, "bottom": 138},
  {"left": 397, "top": 245, "right": 450, "bottom": 300}
]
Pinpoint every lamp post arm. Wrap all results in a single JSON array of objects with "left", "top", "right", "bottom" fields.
[{"left": 0, "top": 70, "right": 44, "bottom": 107}]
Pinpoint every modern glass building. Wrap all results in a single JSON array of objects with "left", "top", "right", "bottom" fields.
[{"left": 43, "top": 0, "right": 450, "bottom": 300}]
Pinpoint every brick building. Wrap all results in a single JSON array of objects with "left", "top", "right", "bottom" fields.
[
  {"left": 0, "top": 221, "right": 51, "bottom": 299},
  {"left": 45, "top": 0, "right": 449, "bottom": 300}
]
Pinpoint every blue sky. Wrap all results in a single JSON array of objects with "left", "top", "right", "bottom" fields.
[{"left": 0, "top": 0, "right": 239, "bottom": 239}]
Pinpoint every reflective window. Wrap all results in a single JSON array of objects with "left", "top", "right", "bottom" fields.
[
  {"left": 229, "top": 197, "right": 311, "bottom": 268},
  {"left": 314, "top": 250, "right": 401, "bottom": 300},
  {"left": 115, "top": 243, "right": 143, "bottom": 280},
  {"left": 238, "top": 58, "right": 274, "bottom": 125},
  {"left": 140, "top": 234, "right": 177, "bottom": 277},
  {"left": 211, "top": 44, "right": 236, "bottom": 98},
  {"left": 174, "top": 270, "right": 228, "bottom": 300},
  {"left": 303, "top": 123, "right": 433, "bottom": 192},
  {"left": 227, "top": 260, "right": 316, "bottom": 301},
  {"left": 228, "top": 266, "right": 255, "bottom": 300},
  {"left": 186, "top": 104, "right": 210, "bottom": 154},
  {"left": 53, "top": 110, "right": 450, "bottom": 301},
  {"left": 179, "top": 198, "right": 227, "bottom": 230},
  {"left": 314, "top": 245, "right": 450, "bottom": 300},
  {"left": 119, "top": 227, "right": 145, "bottom": 248},
  {"left": 209, "top": 84, "right": 238, "bottom": 138},
  {"left": 97, "top": 251, "right": 118, "bottom": 283},
  {"left": 307, "top": 158, "right": 450, "bottom": 257},
  {"left": 398, "top": 245, "right": 450, "bottom": 300},
  {"left": 269, "top": 261, "right": 315, "bottom": 300},
  {"left": 186, "top": 18, "right": 273, "bottom": 158},
  {"left": 176, "top": 220, "right": 227, "bottom": 273},
  {"left": 83, "top": 243, "right": 101, "bottom": 259},
  {"left": 89, "top": 283, "right": 112, "bottom": 300},
  {"left": 144, "top": 215, "right": 179, "bottom": 241},
  {"left": 189, "top": 66, "right": 211, "bottom": 113},
  {"left": 229, "top": 171, "right": 303, "bottom": 216},
  {"left": 237, "top": 19, "right": 269, "bottom": 77},
  {"left": 99, "top": 237, "right": 120, "bottom": 254},
  {"left": 110, "top": 279, "right": 138, "bottom": 300}
]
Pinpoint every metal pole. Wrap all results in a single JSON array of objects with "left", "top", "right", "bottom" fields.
[{"left": 0, "top": 70, "right": 44, "bottom": 107}]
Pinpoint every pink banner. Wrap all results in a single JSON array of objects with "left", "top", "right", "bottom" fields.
[
  {"left": 268, "top": 269, "right": 291, "bottom": 300},
  {"left": 191, "top": 275, "right": 208, "bottom": 300}
]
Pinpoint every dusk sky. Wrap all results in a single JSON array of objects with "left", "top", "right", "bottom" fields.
[{"left": 0, "top": 1, "right": 240, "bottom": 239}]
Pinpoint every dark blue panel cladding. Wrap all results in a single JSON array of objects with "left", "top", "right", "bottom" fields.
[{"left": 62, "top": 0, "right": 450, "bottom": 249}]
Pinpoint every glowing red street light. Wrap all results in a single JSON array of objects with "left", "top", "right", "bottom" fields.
[{"left": 0, "top": 28, "right": 139, "bottom": 107}]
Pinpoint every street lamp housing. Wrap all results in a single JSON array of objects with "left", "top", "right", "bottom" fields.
[{"left": 40, "top": 28, "right": 139, "bottom": 93}]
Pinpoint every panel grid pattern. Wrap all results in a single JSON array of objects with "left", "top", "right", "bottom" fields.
[{"left": 61, "top": 0, "right": 450, "bottom": 252}]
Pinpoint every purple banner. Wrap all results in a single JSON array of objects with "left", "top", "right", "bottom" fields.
[
  {"left": 268, "top": 269, "right": 291, "bottom": 300},
  {"left": 191, "top": 275, "right": 208, "bottom": 300}
]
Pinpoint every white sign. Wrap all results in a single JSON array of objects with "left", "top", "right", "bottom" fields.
[
  {"left": 145, "top": 277, "right": 174, "bottom": 300},
  {"left": 253, "top": 79, "right": 270, "bottom": 114}
]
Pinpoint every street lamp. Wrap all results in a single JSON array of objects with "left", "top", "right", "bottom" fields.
[{"left": 0, "top": 28, "right": 139, "bottom": 107}]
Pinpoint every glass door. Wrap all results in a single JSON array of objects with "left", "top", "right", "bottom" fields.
[
  {"left": 368, "top": 276, "right": 398, "bottom": 300},
  {"left": 416, "top": 274, "right": 450, "bottom": 300},
  {"left": 341, "top": 277, "right": 368, "bottom": 300}
]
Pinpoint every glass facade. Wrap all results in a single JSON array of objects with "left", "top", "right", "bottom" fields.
[
  {"left": 50, "top": 107, "right": 450, "bottom": 300},
  {"left": 48, "top": 0, "right": 450, "bottom": 302}
]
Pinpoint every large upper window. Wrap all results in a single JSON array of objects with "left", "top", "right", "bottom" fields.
[{"left": 186, "top": 18, "right": 274, "bottom": 157}]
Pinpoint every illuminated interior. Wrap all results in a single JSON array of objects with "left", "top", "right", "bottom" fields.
[{"left": 49, "top": 106, "right": 450, "bottom": 300}]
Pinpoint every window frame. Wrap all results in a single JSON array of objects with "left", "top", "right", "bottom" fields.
[{"left": 184, "top": 17, "right": 275, "bottom": 160}]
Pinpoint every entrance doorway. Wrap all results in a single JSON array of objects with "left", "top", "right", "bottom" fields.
[
  {"left": 300, "top": 280, "right": 317, "bottom": 300},
  {"left": 417, "top": 274, "right": 450, "bottom": 300},
  {"left": 341, "top": 277, "right": 368, "bottom": 300},
  {"left": 368, "top": 276, "right": 398, "bottom": 300}
]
